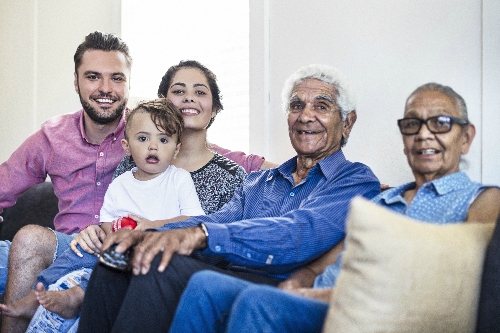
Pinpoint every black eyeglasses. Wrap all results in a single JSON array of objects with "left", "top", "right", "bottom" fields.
[{"left": 397, "top": 115, "right": 469, "bottom": 135}]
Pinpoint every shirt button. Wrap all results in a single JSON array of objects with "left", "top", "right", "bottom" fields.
[
  {"left": 215, "top": 245, "right": 221, "bottom": 252},
  {"left": 246, "top": 253, "right": 252, "bottom": 259},
  {"left": 94, "top": 215, "right": 99, "bottom": 219},
  {"left": 289, "top": 192, "right": 295, "bottom": 197},
  {"left": 99, "top": 152, "right": 104, "bottom": 157},
  {"left": 97, "top": 182, "right": 101, "bottom": 186}
]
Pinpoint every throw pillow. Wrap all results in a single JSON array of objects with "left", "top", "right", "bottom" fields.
[{"left": 323, "top": 197, "right": 494, "bottom": 333}]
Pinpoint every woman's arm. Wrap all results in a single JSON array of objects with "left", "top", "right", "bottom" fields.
[{"left": 467, "top": 187, "right": 500, "bottom": 223}]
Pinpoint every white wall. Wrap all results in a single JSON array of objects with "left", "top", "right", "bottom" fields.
[
  {"left": 0, "top": 0, "right": 121, "bottom": 162},
  {"left": 482, "top": 0, "right": 500, "bottom": 185},
  {"left": 1, "top": 0, "right": 499, "bottom": 186},
  {"left": 249, "top": 0, "right": 500, "bottom": 186}
]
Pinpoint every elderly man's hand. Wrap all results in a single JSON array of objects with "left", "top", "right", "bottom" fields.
[{"left": 102, "top": 227, "right": 207, "bottom": 276}]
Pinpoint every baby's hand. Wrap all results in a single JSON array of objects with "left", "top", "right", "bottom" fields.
[
  {"left": 112, "top": 216, "right": 138, "bottom": 232},
  {"left": 129, "top": 214, "right": 155, "bottom": 231}
]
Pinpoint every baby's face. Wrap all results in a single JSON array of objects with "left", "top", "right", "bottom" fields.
[{"left": 122, "top": 112, "right": 180, "bottom": 181}]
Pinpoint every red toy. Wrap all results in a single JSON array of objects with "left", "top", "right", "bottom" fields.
[{"left": 112, "top": 216, "right": 138, "bottom": 232}]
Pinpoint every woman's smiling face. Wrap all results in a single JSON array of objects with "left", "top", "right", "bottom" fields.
[
  {"left": 165, "top": 67, "right": 215, "bottom": 131},
  {"left": 402, "top": 89, "right": 475, "bottom": 184}
]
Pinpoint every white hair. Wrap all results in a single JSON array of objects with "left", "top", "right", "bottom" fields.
[{"left": 281, "top": 64, "right": 356, "bottom": 120}]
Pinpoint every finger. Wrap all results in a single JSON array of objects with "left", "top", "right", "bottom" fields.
[
  {"left": 101, "top": 231, "right": 121, "bottom": 252},
  {"left": 77, "top": 231, "right": 99, "bottom": 254},
  {"left": 70, "top": 240, "right": 83, "bottom": 258},
  {"left": 157, "top": 248, "right": 174, "bottom": 273},
  {"left": 128, "top": 214, "right": 141, "bottom": 223},
  {"left": 131, "top": 237, "right": 153, "bottom": 275},
  {"left": 103, "top": 229, "right": 142, "bottom": 253},
  {"left": 132, "top": 233, "right": 163, "bottom": 275},
  {"left": 86, "top": 226, "right": 104, "bottom": 250}
]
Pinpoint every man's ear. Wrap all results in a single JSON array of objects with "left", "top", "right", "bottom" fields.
[
  {"left": 342, "top": 111, "right": 357, "bottom": 140},
  {"left": 74, "top": 72, "right": 79, "bottom": 94},
  {"left": 121, "top": 138, "right": 131, "bottom": 156}
]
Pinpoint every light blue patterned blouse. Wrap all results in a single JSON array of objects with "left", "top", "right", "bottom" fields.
[{"left": 314, "top": 171, "right": 488, "bottom": 288}]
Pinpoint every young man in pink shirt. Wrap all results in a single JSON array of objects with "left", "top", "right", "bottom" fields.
[{"left": 0, "top": 31, "right": 131, "bottom": 332}]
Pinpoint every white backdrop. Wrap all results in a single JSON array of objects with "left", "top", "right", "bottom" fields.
[
  {"left": 249, "top": 0, "right": 500, "bottom": 186},
  {"left": 1, "top": 0, "right": 499, "bottom": 186}
]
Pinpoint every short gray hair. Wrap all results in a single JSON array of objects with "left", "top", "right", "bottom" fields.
[
  {"left": 281, "top": 64, "right": 356, "bottom": 121},
  {"left": 407, "top": 83, "right": 468, "bottom": 121}
]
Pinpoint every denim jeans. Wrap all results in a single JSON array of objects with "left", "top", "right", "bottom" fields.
[
  {"left": 0, "top": 240, "right": 10, "bottom": 294},
  {"left": 26, "top": 268, "right": 92, "bottom": 333},
  {"left": 169, "top": 270, "right": 329, "bottom": 333},
  {"left": 0, "top": 230, "right": 75, "bottom": 294},
  {"left": 36, "top": 246, "right": 97, "bottom": 291}
]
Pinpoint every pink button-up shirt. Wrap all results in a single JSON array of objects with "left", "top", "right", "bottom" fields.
[{"left": 0, "top": 109, "right": 126, "bottom": 234}]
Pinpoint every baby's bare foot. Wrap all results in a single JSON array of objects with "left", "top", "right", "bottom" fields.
[
  {"left": 0, "top": 289, "right": 39, "bottom": 318},
  {"left": 34, "top": 282, "right": 84, "bottom": 319}
]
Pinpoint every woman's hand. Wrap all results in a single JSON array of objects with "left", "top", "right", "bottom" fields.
[
  {"left": 278, "top": 267, "right": 317, "bottom": 290},
  {"left": 70, "top": 225, "right": 107, "bottom": 257},
  {"left": 286, "top": 287, "right": 334, "bottom": 303}
]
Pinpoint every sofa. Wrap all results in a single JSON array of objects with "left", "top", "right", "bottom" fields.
[
  {"left": 0, "top": 182, "right": 58, "bottom": 241},
  {"left": 1, "top": 185, "right": 499, "bottom": 332}
]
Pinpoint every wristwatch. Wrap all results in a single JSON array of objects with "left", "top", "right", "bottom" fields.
[{"left": 199, "top": 223, "right": 209, "bottom": 239}]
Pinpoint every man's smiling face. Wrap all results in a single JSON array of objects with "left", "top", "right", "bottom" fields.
[
  {"left": 75, "top": 50, "right": 130, "bottom": 125},
  {"left": 287, "top": 79, "right": 350, "bottom": 161}
]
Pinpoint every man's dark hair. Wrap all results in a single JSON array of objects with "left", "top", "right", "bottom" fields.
[
  {"left": 74, "top": 31, "right": 132, "bottom": 73},
  {"left": 125, "top": 98, "right": 184, "bottom": 143},
  {"left": 157, "top": 60, "right": 223, "bottom": 128}
]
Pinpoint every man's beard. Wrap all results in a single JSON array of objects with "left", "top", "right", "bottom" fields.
[{"left": 80, "top": 94, "right": 127, "bottom": 125}]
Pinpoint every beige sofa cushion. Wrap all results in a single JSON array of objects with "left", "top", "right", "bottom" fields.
[{"left": 323, "top": 197, "right": 494, "bottom": 333}]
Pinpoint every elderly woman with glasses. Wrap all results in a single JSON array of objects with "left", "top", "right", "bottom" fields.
[
  {"left": 165, "top": 82, "right": 500, "bottom": 333},
  {"left": 387, "top": 82, "right": 500, "bottom": 222}
]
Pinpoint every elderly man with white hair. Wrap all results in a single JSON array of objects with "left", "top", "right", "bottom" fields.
[{"left": 77, "top": 64, "right": 380, "bottom": 333}]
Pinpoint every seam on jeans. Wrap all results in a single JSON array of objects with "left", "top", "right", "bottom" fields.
[{"left": 47, "top": 228, "right": 58, "bottom": 264}]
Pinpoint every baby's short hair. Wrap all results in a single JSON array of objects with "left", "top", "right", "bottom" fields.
[{"left": 125, "top": 99, "right": 184, "bottom": 143}]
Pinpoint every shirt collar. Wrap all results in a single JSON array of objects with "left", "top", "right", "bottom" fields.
[
  {"left": 270, "top": 149, "right": 345, "bottom": 182},
  {"left": 428, "top": 171, "right": 471, "bottom": 195},
  {"left": 378, "top": 171, "right": 471, "bottom": 204}
]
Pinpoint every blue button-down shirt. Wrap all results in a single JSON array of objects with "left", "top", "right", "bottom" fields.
[
  {"left": 372, "top": 171, "right": 485, "bottom": 223},
  {"left": 314, "top": 171, "right": 489, "bottom": 288},
  {"left": 158, "top": 150, "right": 380, "bottom": 278}
]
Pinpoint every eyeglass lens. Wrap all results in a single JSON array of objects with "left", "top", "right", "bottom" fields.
[{"left": 399, "top": 116, "right": 453, "bottom": 134}]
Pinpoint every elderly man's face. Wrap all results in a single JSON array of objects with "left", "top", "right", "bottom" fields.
[{"left": 287, "top": 79, "right": 354, "bottom": 161}]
